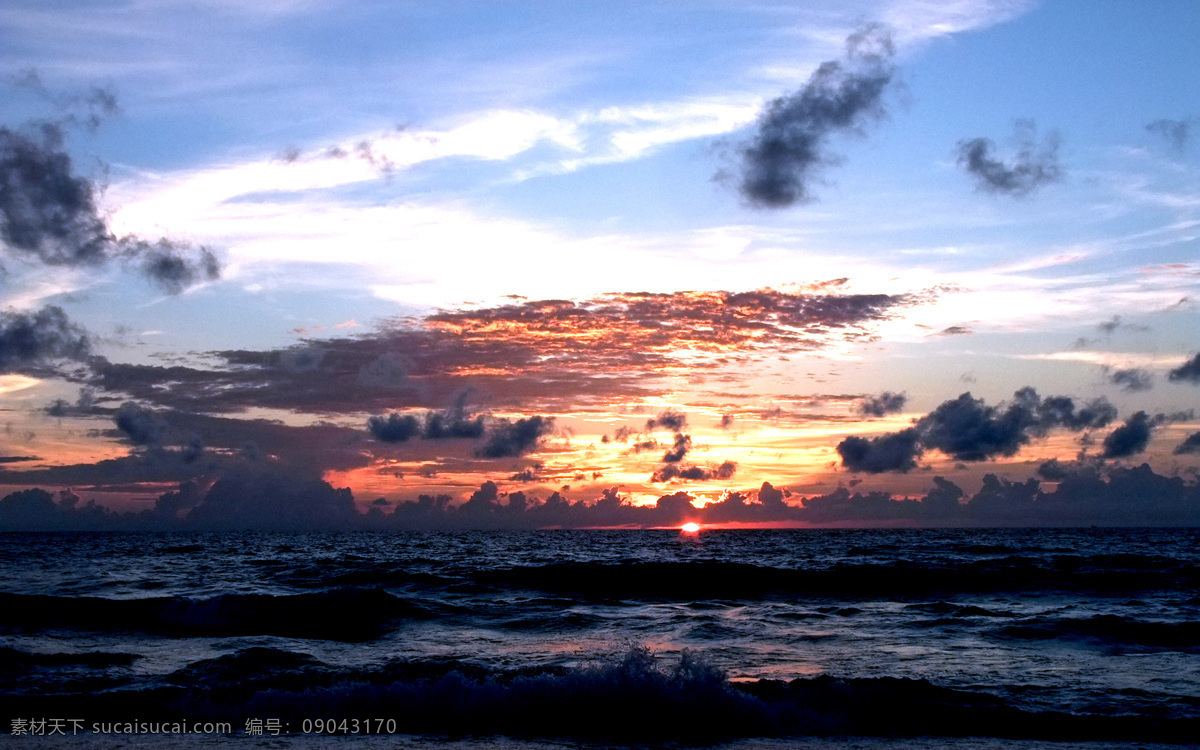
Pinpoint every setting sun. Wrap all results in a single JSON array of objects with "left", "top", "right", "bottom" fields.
[{"left": 680, "top": 522, "right": 701, "bottom": 533}]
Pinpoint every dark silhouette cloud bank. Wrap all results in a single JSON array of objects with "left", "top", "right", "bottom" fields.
[{"left": 2, "top": 462, "right": 1198, "bottom": 531}]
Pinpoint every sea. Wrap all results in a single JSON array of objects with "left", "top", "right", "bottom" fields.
[{"left": 1, "top": 527, "right": 1198, "bottom": 748}]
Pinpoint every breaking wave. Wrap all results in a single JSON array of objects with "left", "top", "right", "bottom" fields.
[
  {"left": 0, "top": 587, "right": 426, "bottom": 641},
  {"left": 1, "top": 646, "right": 1195, "bottom": 742}
]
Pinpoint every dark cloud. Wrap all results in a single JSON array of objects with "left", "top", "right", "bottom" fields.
[
  {"left": 857, "top": 391, "right": 906, "bottom": 417},
  {"left": 1033, "top": 393, "right": 1118, "bottom": 431},
  {"left": 0, "top": 410, "right": 369, "bottom": 491},
  {"left": 0, "top": 125, "right": 110, "bottom": 266},
  {"left": 113, "top": 401, "right": 168, "bottom": 446},
  {"left": 717, "top": 413, "right": 735, "bottom": 429},
  {"left": 1101, "top": 411, "right": 1154, "bottom": 458},
  {"left": 422, "top": 393, "right": 485, "bottom": 440},
  {"left": 1036, "top": 458, "right": 1071, "bottom": 481},
  {"left": 836, "top": 429, "right": 922, "bottom": 473},
  {"left": 1107, "top": 367, "right": 1153, "bottom": 392},
  {"left": 1146, "top": 118, "right": 1194, "bottom": 151},
  {"left": 130, "top": 240, "right": 221, "bottom": 294},
  {"left": 185, "top": 469, "right": 357, "bottom": 531},
  {"left": 646, "top": 409, "right": 687, "bottom": 432},
  {"left": 661, "top": 433, "right": 692, "bottom": 463},
  {"left": 651, "top": 460, "right": 737, "bottom": 483},
  {"left": 1173, "top": 431, "right": 1200, "bottom": 456},
  {"left": 955, "top": 120, "right": 1062, "bottom": 197},
  {"left": 6, "top": 461, "right": 1199, "bottom": 531},
  {"left": 918, "top": 388, "right": 1112, "bottom": 462},
  {"left": 366, "top": 412, "right": 420, "bottom": 443},
  {"left": 837, "top": 388, "right": 1116, "bottom": 472},
  {"left": 476, "top": 416, "right": 554, "bottom": 458},
  {"left": 1168, "top": 353, "right": 1200, "bottom": 384},
  {"left": 629, "top": 438, "right": 660, "bottom": 454},
  {"left": 736, "top": 24, "right": 896, "bottom": 208},
  {"left": 153, "top": 479, "right": 203, "bottom": 519},
  {"left": 368, "top": 399, "right": 485, "bottom": 444},
  {"left": 0, "top": 305, "right": 90, "bottom": 374},
  {"left": 0, "top": 124, "right": 219, "bottom": 292}
]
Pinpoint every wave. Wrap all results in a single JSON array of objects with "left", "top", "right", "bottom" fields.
[
  {"left": 0, "top": 647, "right": 138, "bottom": 670},
  {"left": 998, "top": 614, "right": 1200, "bottom": 652},
  {"left": 0, "top": 587, "right": 426, "bottom": 641},
  {"left": 1, "top": 646, "right": 1194, "bottom": 742},
  {"left": 156, "top": 544, "right": 206, "bottom": 554},
  {"left": 472, "top": 556, "right": 1200, "bottom": 600}
]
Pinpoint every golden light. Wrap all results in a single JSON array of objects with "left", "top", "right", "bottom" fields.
[{"left": 680, "top": 522, "right": 701, "bottom": 534}]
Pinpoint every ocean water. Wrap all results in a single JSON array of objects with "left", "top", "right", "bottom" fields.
[{"left": 1, "top": 528, "right": 1198, "bottom": 746}]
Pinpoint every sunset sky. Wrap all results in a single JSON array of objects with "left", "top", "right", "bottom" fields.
[{"left": 0, "top": 0, "right": 1197, "bottom": 525}]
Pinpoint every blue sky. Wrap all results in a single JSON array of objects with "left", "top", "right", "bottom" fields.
[{"left": 0, "top": 0, "right": 1197, "bottom": 522}]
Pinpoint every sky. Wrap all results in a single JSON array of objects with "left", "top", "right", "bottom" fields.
[{"left": 0, "top": 0, "right": 1198, "bottom": 529}]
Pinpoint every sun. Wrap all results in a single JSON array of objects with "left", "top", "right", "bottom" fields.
[{"left": 680, "top": 522, "right": 701, "bottom": 533}]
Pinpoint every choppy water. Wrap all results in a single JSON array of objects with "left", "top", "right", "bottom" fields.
[{"left": 1, "top": 528, "right": 1198, "bottom": 744}]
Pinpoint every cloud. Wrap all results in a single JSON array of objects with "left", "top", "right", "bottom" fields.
[
  {"left": 1096, "top": 315, "right": 1147, "bottom": 336},
  {"left": 0, "top": 409, "right": 369, "bottom": 491},
  {"left": 0, "top": 123, "right": 219, "bottom": 292},
  {"left": 0, "top": 305, "right": 90, "bottom": 374},
  {"left": 661, "top": 432, "right": 692, "bottom": 463},
  {"left": 7, "top": 69, "right": 121, "bottom": 132},
  {"left": 6, "top": 462, "right": 1199, "bottom": 531},
  {"left": 646, "top": 409, "right": 687, "bottom": 432},
  {"left": 357, "top": 352, "right": 408, "bottom": 389},
  {"left": 81, "top": 287, "right": 907, "bottom": 417},
  {"left": 1101, "top": 411, "right": 1154, "bottom": 458},
  {"left": 1168, "top": 352, "right": 1200, "bottom": 384},
  {"left": 1098, "top": 411, "right": 1191, "bottom": 459},
  {"left": 1146, "top": 118, "right": 1195, "bottom": 152},
  {"left": 1035, "top": 458, "right": 1072, "bottom": 481},
  {"left": 422, "top": 393, "right": 486, "bottom": 440},
  {"left": 1107, "top": 367, "right": 1153, "bottom": 392},
  {"left": 113, "top": 401, "right": 168, "bottom": 446},
  {"left": 918, "top": 388, "right": 1112, "bottom": 462},
  {"left": 129, "top": 240, "right": 221, "bottom": 294},
  {"left": 936, "top": 325, "right": 972, "bottom": 336},
  {"left": 366, "top": 412, "right": 420, "bottom": 443},
  {"left": 955, "top": 120, "right": 1062, "bottom": 197},
  {"left": 650, "top": 460, "right": 737, "bottom": 483},
  {"left": 476, "top": 416, "right": 554, "bottom": 458},
  {"left": 185, "top": 469, "right": 358, "bottom": 531},
  {"left": 837, "top": 388, "right": 1117, "bottom": 472},
  {"left": 0, "top": 125, "right": 110, "bottom": 267},
  {"left": 1173, "top": 432, "right": 1200, "bottom": 456},
  {"left": 857, "top": 391, "right": 907, "bottom": 417},
  {"left": 836, "top": 428, "right": 922, "bottom": 473},
  {"left": 736, "top": 24, "right": 897, "bottom": 208},
  {"left": 369, "top": 395, "right": 487, "bottom": 444}
]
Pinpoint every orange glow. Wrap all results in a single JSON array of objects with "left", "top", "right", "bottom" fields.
[{"left": 680, "top": 522, "right": 701, "bottom": 533}]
